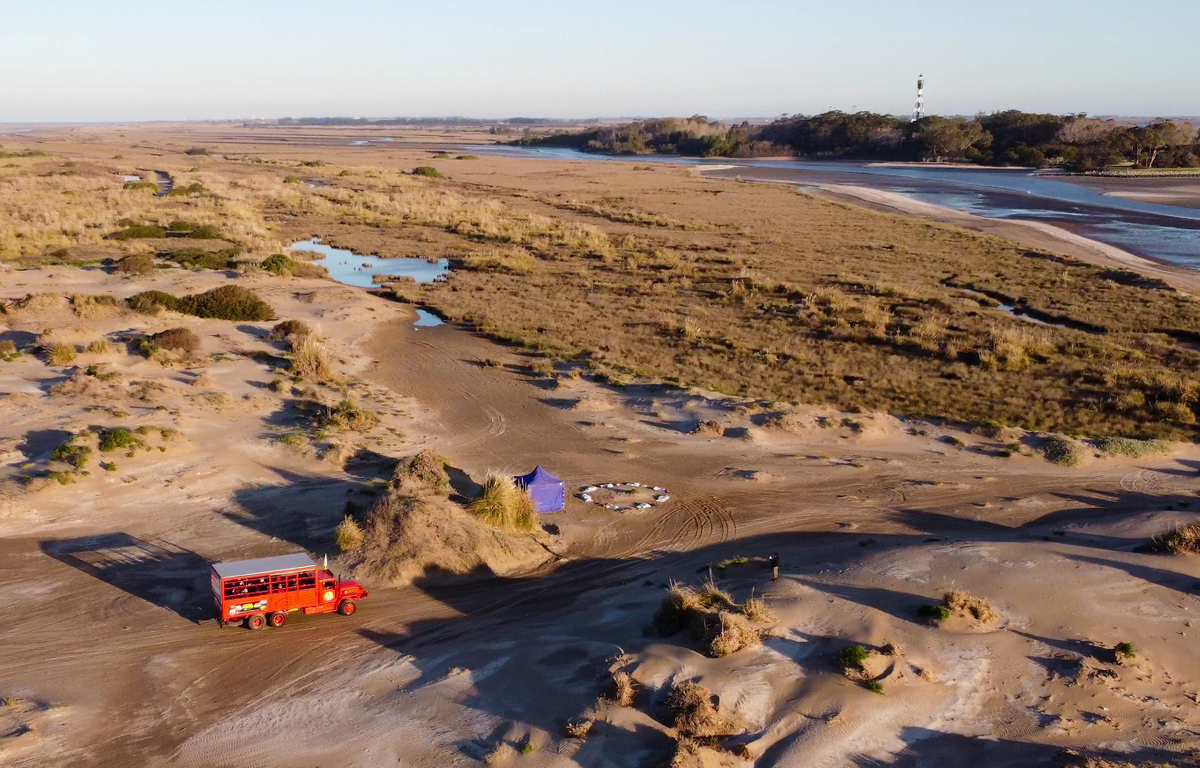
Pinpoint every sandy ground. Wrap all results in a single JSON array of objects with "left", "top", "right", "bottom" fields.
[{"left": 3, "top": 130, "right": 1200, "bottom": 767}]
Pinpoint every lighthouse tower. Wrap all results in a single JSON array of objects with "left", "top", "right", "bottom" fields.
[{"left": 911, "top": 75, "right": 925, "bottom": 122}]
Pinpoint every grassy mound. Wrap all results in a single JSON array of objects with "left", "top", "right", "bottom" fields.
[
  {"left": 469, "top": 473, "right": 537, "bottom": 531},
  {"left": 412, "top": 165, "right": 444, "bottom": 178},
  {"left": 338, "top": 454, "right": 547, "bottom": 584},
  {"left": 116, "top": 253, "right": 155, "bottom": 274},
  {"left": 140, "top": 327, "right": 201, "bottom": 355},
  {"left": 920, "top": 589, "right": 998, "bottom": 625},
  {"left": 652, "top": 580, "right": 774, "bottom": 657}
]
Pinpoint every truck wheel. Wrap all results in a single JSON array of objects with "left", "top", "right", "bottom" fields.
[
  {"left": 246, "top": 614, "right": 266, "bottom": 630},
  {"left": 337, "top": 600, "right": 357, "bottom": 616},
  {"left": 268, "top": 612, "right": 287, "bottom": 628}
]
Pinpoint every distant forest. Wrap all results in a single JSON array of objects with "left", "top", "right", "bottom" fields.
[
  {"left": 514, "top": 112, "right": 1200, "bottom": 170},
  {"left": 276, "top": 116, "right": 589, "bottom": 129}
]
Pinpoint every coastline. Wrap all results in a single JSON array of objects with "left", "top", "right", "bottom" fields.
[{"left": 697, "top": 167, "right": 1200, "bottom": 294}]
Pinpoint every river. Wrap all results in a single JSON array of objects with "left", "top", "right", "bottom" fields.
[{"left": 468, "top": 146, "right": 1200, "bottom": 269}]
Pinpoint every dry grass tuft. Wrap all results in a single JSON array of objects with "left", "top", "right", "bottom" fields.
[
  {"left": 47, "top": 343, "right": 77, "bottom": 366},
  {"left": 290, "top": 333, "right": 334, "bottom": 382},
  {"left": 943, "top": 589, "right": 998, "bottom": 624},
  {"left": 469, "top": 472, "right": 538, "bottom": 531},
  {"left": 709, "top": 611, "right": 759, "bottom": 657},
  {"left": 668, "top": 682, "right": 729, "bottom": 737},
  {"left": 1148, "top": 522, "right": 1200, "bottom": 555},
  {"left": 609, "top": 670, "right": 636, "bottom": 706},
  {"left": 335, "top": 516, "right": 365, "bottom": 552},
  {"left": 563, "top": 718, "right": 593, "bottom": 739},
  {"left": 691, "top": 420, "right": 725, "bottom": 437},
  {"left": 483, "top": 742, "right": 517, "bottom": 766},
  {"left": 741, "top": 595, "right": 776, "bottom": 623},
  {"left": 653, "top": 580, "right": 765, "bottom": 656}
]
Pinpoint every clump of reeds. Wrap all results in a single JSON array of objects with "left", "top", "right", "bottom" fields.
[
  {"left": 943, "top": 589, "right": 998, "bottom": 623},
  {"left": 1148, "top": 522, "right": 1200, "bottom": 555},
  {"left": 469, "top": 472, "right": 537, "bottom": 531}
]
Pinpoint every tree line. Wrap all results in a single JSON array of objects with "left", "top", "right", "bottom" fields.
[{"left": 514, "top": 111, "right": 1200, "bottom": 170}]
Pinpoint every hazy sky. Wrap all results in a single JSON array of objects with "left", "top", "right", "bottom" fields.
[{"left": 2, "top": 0, "right": 1196, "bottom": 122}]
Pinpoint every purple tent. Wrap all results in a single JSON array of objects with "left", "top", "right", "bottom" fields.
[{"left": 514, "top": 466, "right": 565, "bottom": 513}]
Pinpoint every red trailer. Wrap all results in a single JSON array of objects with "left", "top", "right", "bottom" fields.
[{"left": 210, "top": 553, "right": 368, "bottom": 629}]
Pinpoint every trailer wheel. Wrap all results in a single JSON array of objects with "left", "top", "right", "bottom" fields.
[
  {"left": 268, "top": 612, "right": 287, "bottom": 628},
  {"left": 337, "top": 600, "right": 357, "bottom": 616},
  {"left": 246, "top": 614, "right": 266, "bottom": 630}
]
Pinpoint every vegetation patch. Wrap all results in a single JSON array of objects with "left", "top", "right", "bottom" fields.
[
  {"left": 412, "top": 166, "right": 444, "bottom": 178},
  {"left": 51, "top": 436, "right": 92, "bottom": 469},
  {"left": 1145, "top": 522, "right": 1200, "bottom": 555},
  {"left": 1093, "top": 436, "right": 1172, "bottom": 458},
  {"left": 98, "top": 428, "right": 146, "bottom": 453},
  {"left": 1041, "top": 435, "right": 1088, "bottom": 466},
  {"left": 668, "top": 682, "right": 731, "bottom": 737},
  {"left": 261, "top": 253, "right": 328, "bottom": 278},
  {"left": 469, "top": 473, "right": 537, "bottom": 531},
  {"left": 652, "top": 580, "right": 773, "bottom": 657},
  {"left": 127, "top": 285, "right": 275, "bottom": 321},
  {"left": 117, "top": 253, "right": 156, "bottom": 275}
]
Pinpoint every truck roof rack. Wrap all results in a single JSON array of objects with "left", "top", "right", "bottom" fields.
[{"left": 211, "top": 553, "right": 316, "bottom": 579}]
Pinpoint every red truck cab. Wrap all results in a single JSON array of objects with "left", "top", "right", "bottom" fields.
[{"left": 210, "top": 553, "right": 368, "bottom": 629}]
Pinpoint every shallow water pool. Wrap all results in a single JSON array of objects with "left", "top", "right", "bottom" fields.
[{"left": 288, "top": 238, "right": 449, "bottom": 288}]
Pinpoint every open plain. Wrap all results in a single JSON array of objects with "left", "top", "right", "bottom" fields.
[{"left": 2, "top": 126, "right": 1200, "bottom": 768}]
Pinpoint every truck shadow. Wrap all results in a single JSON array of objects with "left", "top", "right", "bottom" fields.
[{"left": 40, "top": 532, "right": 212, "bottom": 623}]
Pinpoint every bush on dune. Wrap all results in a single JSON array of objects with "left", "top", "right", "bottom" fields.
[
  {"left": 127, "top": 286, "right": 275, "bottom": 321},
  {"left": 469, "top": 473, "right": 537, "bottom": 531}
]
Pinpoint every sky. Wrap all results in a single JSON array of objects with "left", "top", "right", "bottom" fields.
[{"left": 1, "top": 0, "right": 1197, "bottom": 123}]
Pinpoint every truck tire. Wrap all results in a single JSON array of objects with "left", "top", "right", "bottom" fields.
[
  {"left": 337, "top": 600, "right": 357, "bottom": 616},
  {"left": 268, "top": 612, "right": 287, "bottom": 628},
  {"left": 246, "top": 614, "right": 266, "bottom": 630}
]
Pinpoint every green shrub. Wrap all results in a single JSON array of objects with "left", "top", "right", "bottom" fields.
[
  {"left": 189, "top": 224, "right": 222, "bottom": 239},
  {"left": 0, "top": 340, "right": 19, "bottom": 360},
  {"left": 261, "top": 253, "right": 296, "bottom": 275},
  {"left": 52, "top": 438, "right": 91, "bottom": 469},
  {"left": 432, "top": 152, "right": 451, "bottom": 159},
  {"left": 1041, "top": 435, "right": 1087, "bottom": 466},
  {"left": 48, "top": 470, "right": 76, "bottom": 485},
  {"left": 168, "top": 220, "right": 197, "bottom": 232},
  {"left": 127, "top": 290, "right": 180, "bottom": 314},
  {"left": 129, "top": 286, "right": 275, "bottom": 321},
  {"left": 168, "top": 182, "right": 207, "bottom": 197},
  {"left": 117, "top": 253, "right": 155, "bottom": 275},
  {"left": 111, "top": 224, "right": 167, "bottom": 240},
  {"left": 456, "top": 155, "right": 479, "bottom": 160},
  {"left": 864, "top": 680, "right": 884, "bottom": 694},
  {"left": 412, "top": 166, "right": 444, "bottom": 178},
  {"left": 99, "top": 428, "right": 144, "bottom": 452},
  {"left": 839, "top": 645, "right": 870, "bottom": 670},
  {"left": 1115, "top": 641, "right": 1136, "bottom": 660},
  {"left": 164, "top": 247, "right": 239, "bottom": 270},
  {"left": 917, "top": 603, "right": 953, "bottom": 622},
  {"left": 1094, "top": 436, "right": 1172, "bottom": 458},
  {"left": 269, "top": 319, "right": 311, "bottom": 343},
  {"left": 103, "top": 462, "right": 117, "bottom": 472},
  {"left": 142, "top": 327, "right": 201, "bottom": 355}
]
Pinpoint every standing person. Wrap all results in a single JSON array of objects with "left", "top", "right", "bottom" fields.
[{"left": 770, "top": 552, "right": 780, "bottom": 581}]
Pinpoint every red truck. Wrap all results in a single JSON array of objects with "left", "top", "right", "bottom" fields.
[{"left": 210, "top": 553, "right": 368, "bottom": 629}]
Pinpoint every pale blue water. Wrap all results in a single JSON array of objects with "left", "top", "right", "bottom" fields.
[
  {"left": 413, "top": 309, "right": 444, "bottom": 327},
  {"left": 288, "top": 238, "right": 448, "bottom": 288}
]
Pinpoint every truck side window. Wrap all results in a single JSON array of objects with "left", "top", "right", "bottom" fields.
[{"left": 322, "top": 580, "right": 335, "bottom": 590}]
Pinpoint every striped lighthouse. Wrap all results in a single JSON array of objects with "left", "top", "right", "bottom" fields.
[{"left": 911, "top": 75, "right": 925, "bottom": 122}]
